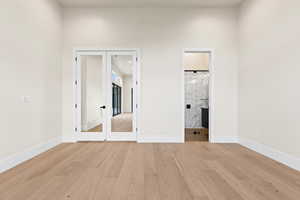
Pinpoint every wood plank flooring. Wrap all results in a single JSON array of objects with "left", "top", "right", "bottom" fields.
[
  {"left": 0, "top": 142, "right": 299, "bottom": 200},
  {"left": 87, "top": 113, "right": 133, "bottom": 132},
  {"left": 111, "top": 113, "right": 133, "bottom": 132}
]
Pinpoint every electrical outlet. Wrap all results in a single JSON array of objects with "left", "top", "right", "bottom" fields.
[{"left": 21, "top": 96, "right": 31, "bottom": 103}]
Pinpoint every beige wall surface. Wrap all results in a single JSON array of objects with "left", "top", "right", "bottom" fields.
[
  {"left": 62, "top": 7, "right": 239, "bottom": 142},
  {"left": 239, "top": 0, "right": 300, "bottom": 157},
  {"left": 0, "top": 0, "right": 62, "bottom": 158},
  {"left": 123, "top": 75, "right": 133, "bottom": 113}
]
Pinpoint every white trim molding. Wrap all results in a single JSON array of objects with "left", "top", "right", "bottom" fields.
[
  {"left": 62, "top": 136, "right": 76, "bottom": 143},
  {"left": 211, "top": 137, "right": 239, "bottom": 143},
  {"left": 0, "top": 137, "right": 61, "bottom": 173},
  {"left": 239, "top": 138, "right": 300, "bottom": 171},
  {"left": 138, "top": 136, "right": 184, "bottom": 143}
]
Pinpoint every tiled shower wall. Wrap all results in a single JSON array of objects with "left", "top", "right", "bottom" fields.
[{"left": 185, "top": 72, "right": 209, "bottom": 128}]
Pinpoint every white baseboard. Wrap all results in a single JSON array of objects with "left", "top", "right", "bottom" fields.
[
  {"left": 0, "top": 137, "right": 61, "bottom": 173},
  {"left": 138, "top": 135, "right": 238, "bottom": 144},
  {"left": 211, "top": 136, "right": 238, "bottom": 143},
  {"left": 138, "top": 136, "right": 184, "bottom": 143},
  {"left": 239, "top": 138, "right": 300, "bottom": 171},
  {"left": 62, "top": 136, "right": 77, "bottom": 143}
]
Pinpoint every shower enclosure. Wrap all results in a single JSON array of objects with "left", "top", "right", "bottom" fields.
[{"left": 184, "top": 70, "right": 209, "bottom": 129}]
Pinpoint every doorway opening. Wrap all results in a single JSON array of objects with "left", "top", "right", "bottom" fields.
[
  {"left": 183, "top": 50, "right": 213, "bottom": 142},
  {"left": 74, "top": 49, "right": 139, "bottom": 142}
]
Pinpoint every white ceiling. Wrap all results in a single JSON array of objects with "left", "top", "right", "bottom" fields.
[
  {"left": 112, "top": 55, "right": 133, "bottom": 76},
  {"left": 57, "top": 0, "right": 243, "bottom": 8}
]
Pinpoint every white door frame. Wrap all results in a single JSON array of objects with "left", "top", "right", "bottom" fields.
[
  {"left": 73, "top": 48, "right": 141, "bottom": 142},
  {"left": 182, "top": 48, "right": 215, "bottom": 143}
]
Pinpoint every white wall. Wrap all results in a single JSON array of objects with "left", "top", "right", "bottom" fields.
[
  {"left": 112, "top": 64, "right": 123, "bottom": 86},
  {"left": 0, "top": 0, "right": 62, "bottom": 159},
  {"left": 239, "top": 0, "right": 300, "bottom": 157},
  {"left": 123, "top": 75, "right": 133, "bottom": 113},
  {"left": 62, "top": 7, "right": 239, "bottom": 142},
  {"left": 81, "top": 55, "right": 104, "bottom": 130}
]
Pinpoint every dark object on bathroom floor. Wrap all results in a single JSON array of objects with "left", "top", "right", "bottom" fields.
[{"left": 185, "top": 128, "right": 208, "bottom": 141}]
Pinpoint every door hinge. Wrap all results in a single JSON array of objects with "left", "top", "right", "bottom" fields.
[
  {"left": 136, "top": 128, "right": 138, "bottom": 132},
  {"left": 136, "top": 57, "right": 138, "bottom": 62},
  {"left": 75, "top": 57, "right": 78, "bottom": 62},
  {"left": 75, "top": 127, "right": 78, "bottom": 132},
  {"left": 75, "top": 104, "right": 78, "bottom": 109},
  {"left": 75, "top": 80, "right": 78, "bottom": 85},
  {"left": 136, "top": 104, "right": 138, "bottom": 109},
  {"left": 136, "top": 81, "right": 138, "bottom": 85}
]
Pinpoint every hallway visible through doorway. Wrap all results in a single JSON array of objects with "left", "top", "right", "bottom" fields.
[{"left": 87, "top": 113, "right": 133, "bottom": 132}]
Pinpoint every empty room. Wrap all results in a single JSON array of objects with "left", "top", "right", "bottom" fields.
[{"left": 1, "top": 0, "right": 300, "bottom": 199}]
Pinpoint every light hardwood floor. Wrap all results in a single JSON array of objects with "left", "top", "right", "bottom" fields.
[
  {"left": 0, "top": 142, "right": 300, "bottom": 200},
  {"left": 111, "top": 113, "right": 132, "bottom": 132},
  {"left": 87, "top": 113, "right": 132, "bottom": 132}
]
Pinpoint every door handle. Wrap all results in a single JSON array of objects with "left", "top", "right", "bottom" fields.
[{"left": 100, "top": 106, "right": 106, "bottom": 109}]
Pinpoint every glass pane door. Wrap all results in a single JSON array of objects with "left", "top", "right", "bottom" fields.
[
  {"left": 77, "top": 53, "right": 107, "bottom": 141},
  {"left": 107, "top": 52, "right": 137, "bottom": 140}
]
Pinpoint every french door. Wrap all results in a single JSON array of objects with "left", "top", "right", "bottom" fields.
[{"left": 75, "top": 50, "right": 138, "bottom": 141}]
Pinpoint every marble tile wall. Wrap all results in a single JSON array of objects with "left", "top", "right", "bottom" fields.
[{"left": 185, "top": 72, "right": 209, "bottom": 128}]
